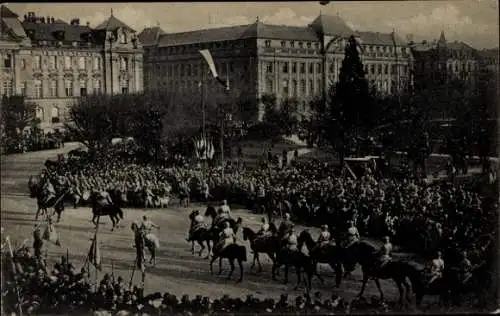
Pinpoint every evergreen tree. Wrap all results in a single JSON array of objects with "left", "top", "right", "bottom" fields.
[{"left": 326, "top": 35, "right": 372, "bottom": 163}]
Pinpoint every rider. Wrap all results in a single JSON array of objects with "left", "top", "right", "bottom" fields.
[
  {"left": 279, "top": 213, "right": 294, "bottom": 243},
  {"left": 286, "top": 227, "right": 299, "bottom": 252},
  {"left": 187, "top": 210, "right": 206, "bottom": 241},
  {"left": 425, "top": 251, "right": 445, "bottom": 287},
  {"left": 345, "top": 220, "right": 360, "bottom": 248},
  {"left": 220, "top": 199, "right": 231, "bottom": 216},
  {"left": 202, "top": 181, "right": 210, "bottom": 201},
  {"left": 97, "top": 187, "right": 113, "bottom": 207},
  {"left": 256, "top": 217, "right": 271, "bottom": 240},
  {"left": 458, "top": 250, "right": 473, "bottom": 284},
  {"left": 312, "top": 224, "right": 331, "bottom": 253},
  {"left": 214, "top": 208, "right": 229, "bottom": 228},
  {"left": 215, "top": 221, "right": 236, "bottom": 255},
  {"left": 43, "top": 179, "right": 56, "bottom": 204},
  {"left": 139, "top": 215, "right": 160, "bottom": 236},
  {"left": 376, "top": 236, "right": 393, "bottom": 270}
]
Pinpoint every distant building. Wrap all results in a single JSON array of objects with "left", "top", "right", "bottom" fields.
[
  {"left": 139, "top": 14, "right": 413, "bottom": 120},
  {"left": 0, "top": 6, "right": 143, "bottom": 132},
  {"left": 410, "top": 31, "right": 484, "bottom": 91}
]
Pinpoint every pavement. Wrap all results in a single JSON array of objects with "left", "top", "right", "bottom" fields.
[{"left": 0, "top": 145, "right": 419, "bottom": 305}]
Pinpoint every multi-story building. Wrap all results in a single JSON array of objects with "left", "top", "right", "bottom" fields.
[
  {"left": 139, "top": 14, "right": 413, "bottom": 119},
  {"left": 0, "top": 5, "right": 143, "bottom": 132},
  {"left": 410, "top": 31, "right": 481, "bottom": 91}
]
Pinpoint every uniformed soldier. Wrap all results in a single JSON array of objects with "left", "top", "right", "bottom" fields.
[
  {"left": 312, "top": 224, "right": 331, "bottom": 253},
  {"left": 345, "top": 220, "right": 360, "bottom": 248},
  {"left": 425, "top": 251, "right": 444, "bottom": 287},
  {"left": 215, "top": 221, "right": 236, "bottom": 255},
  {"left": 287, "top": 228, "right": 298, "bottom": 252},
  {"left": 187, "top": 211, "right": 206, "bottom": 241},
  {"left": 139, "top": 215, "right": 160, "bottom": 236},
  {"left": 377, "top": 236, "right": 393, "bottom": 270},
  {"left": 458, "top": 250, "right": 473, "bottom": 284},
  {"left": 279, "top": 213, "right": 294, "bottom": 243}
]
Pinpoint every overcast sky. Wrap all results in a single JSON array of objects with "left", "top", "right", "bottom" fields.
[{"left": 5, "top": 1, "right": 499, "bottom": 49}]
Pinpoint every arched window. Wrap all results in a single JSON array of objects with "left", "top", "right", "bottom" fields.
[
  {"left": 120, "top": 57, "right": 128, "bottom": 71},
  {"left": 120, "top": 31, "right": 127, "bottom": 44},
  {"left": 51, "top": 107, "right": 60, "bottom": 123}
]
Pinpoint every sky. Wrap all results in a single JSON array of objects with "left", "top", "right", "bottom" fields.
[{"left": 5, "top": 1, "right": 499, "bottom": 49}]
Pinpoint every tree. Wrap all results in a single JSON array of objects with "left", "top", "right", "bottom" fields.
[
  {"left": 1, "top": 95, "right": 36, "bottom": 138},
  {"left": 1, "top": 95, "right": 37, "bottom": 152},
  {"left": 259, "top": 94, "right": 299, "bottom": 141},
  {"left": 324, "top": 35, "right": 373, "bottom": 163}
]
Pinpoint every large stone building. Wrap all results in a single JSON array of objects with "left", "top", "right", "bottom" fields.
[
  {"left": 0, "top": 5, "right": 143, "bottom": 132},
  {"left": 139, "top": 14, "right": 413, "bottom": 118},
  {"left": 410, "top": 31, "right": 485, "bottom": 91}
]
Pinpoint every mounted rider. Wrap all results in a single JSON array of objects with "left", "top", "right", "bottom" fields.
[
  {"left": 213, "top": 200, "right": 231, "bottom": 228},
  {"left": 214, "top": 221, "right": 236, "bottom": 255},
  {"left": 255, "top": 217, "right": 272, "bottom": 241},
  {"left": 344, "top": 220, "right": 360, "bottom": 248},
  {"left": 187, "top": 210, "right": 206, "bottom": 241},
  {"left": 458, "top": 250, "right": 473, "bottom": 284},
  {"left": 42, "top": 178, "right": 57, "bottom": 204},
  {"left": 312, "top": 224, "right": 331, "bottom": 253},
  {"left": 278, "top": 213, "right": 294, "bottom": 245},
  {"left": 139, "top": 215, "right": 160, "bottom": 236},
  {"left": 96, "top": 186, "right": 113, "bottom": 207},
  {"left": 425, "top": 251, "right": 444, "bottom": 287},
  {"left": 376, "top": 236, "right": 393, "bottom": 270},
  {"left": 286, "top": 227, "right": 299, "bottom": 252}
]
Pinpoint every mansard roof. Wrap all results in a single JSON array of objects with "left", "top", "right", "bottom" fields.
[
  {"left": 356, "top": 31, "right": 405, "bottom": 46},
  {"left": 22, "top": 20, "right": 92, "bottom": 42},
  {"left": 94, "top": 13, "right": 135, "bottom": 33},
  {"left": 138, "top": 26, "right": 166, "bottom": 46},
  {"left": 309, "top": 13, "right": 353, "bottom": 37}
]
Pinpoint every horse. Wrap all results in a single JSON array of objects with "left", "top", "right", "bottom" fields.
[
  {"left": 204, "top": 206, "right": 243, "bottom": 234},
  {"left": 90, "top": 193, "right": 124, "bottom": 231},
  {"left": 272, "top": 244, "right": 314, "bottom": 294},
  {"left": 242, "top": 227, "right": 278, "bottom": 272},
  {"left": 341, "top": 240, "right": 415, "bottom": 306},
  {"left": 188, "top": 210, "right": 212, "bottom": 258},
  {"left": 297, "top": 230, "right": 343, "bottom": 287},
  {"left": 131, "top": 222, "right": 159, "bottom": 266},
  {"left": 31, "top": 181, "right": 66, "bottom": 223},
  {"left": 210, "top": 243, "right": 247, "bottom": 283}
]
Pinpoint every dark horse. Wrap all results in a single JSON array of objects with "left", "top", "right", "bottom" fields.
[
  {"left": 90, "top": 193, "right": 124, "bottom": 231},
  {"left": 188, "top": 210, "right": 212, "bottom": 258},
  {"left": 342, "top": 241, "right": 416, "bottom": 305},
  {"left": 297, "top": 230, "right": 343, "bottom": 287},
  {"left": 242, "top": 226, "right": 278, "bottom": 272},
  {"left": 204, "top": 206, "right": 243, "bottom": 235},
  {"left": 272, "top": 242, "right": 314, "bottom": 294},
  {"left": 29, "top": 177, "right": 65, "bottom": 222},
  {"left": 210, "top": 243, "right": 247, "bottom": 283}
]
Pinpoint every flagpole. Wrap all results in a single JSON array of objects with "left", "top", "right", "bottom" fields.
[{"left": 202, "top": 68, "right": 207, "bottom": 172}]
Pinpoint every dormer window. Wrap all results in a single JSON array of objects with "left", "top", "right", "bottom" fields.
[{"left": 120, "top": 31, "right": 127, "bottom": 44}]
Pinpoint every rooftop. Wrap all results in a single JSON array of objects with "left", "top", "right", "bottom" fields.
[{"left": 94, "top": 13, "right": 135, "bottom": 33}]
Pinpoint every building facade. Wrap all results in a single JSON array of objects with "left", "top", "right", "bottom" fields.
[
  {"left": 0, "top": 6, "right": 143, "bottom": 132},
  {"left": 139, "top": 14, "right": 413, "bottom": 119},
  {"left": 410, "top": 31, "right": 483, "bottom": 91}
]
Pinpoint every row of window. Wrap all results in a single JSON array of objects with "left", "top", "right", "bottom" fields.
[
  {"left": 265, "top": 78, "right": 322, "bottom": 97},
  {"left": 264, "top": 40, "right": 320, "bottom": 50},
  {"left": 3, "top": 55, "right": 130, "bottom": 72},
  {"left": 152, "top": 40, "right": 249, "bottom": 56},
  {"left": 16, "top": 79, "right": 104, "bottom": 98},
  {"left": 266, "top": 62, "right": 323, "bottom": 74},
  {"left": 150, "top": 62, "right": 236, "bottom": 78}
]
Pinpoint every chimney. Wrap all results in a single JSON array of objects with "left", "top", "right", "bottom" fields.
[
  {"left": 70, "top": 19, "right": 77, "bottom": 25},
  {"left": 51, "top": 17, "right": 55, "bottom": 24},
  {"left": 47, "top": 16, "right": 51, "bottom": 23}
]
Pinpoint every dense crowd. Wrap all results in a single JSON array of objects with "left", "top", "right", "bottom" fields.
[
  {"left": 2, "top": 128, "right": 63, "bottom": 154},
  {"left": 36, "top": 146, "right": 497, "bottom": 262}
]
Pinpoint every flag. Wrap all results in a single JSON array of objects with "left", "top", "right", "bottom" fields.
[
  {"left": 199, "top": 49, "right": 230, "bottom": 91},
  {"left": 88, "top": 235, "right": 102, "bottom": 271},
  {"left": 193, "top": 136, "right": 215, "bottom": 160}
]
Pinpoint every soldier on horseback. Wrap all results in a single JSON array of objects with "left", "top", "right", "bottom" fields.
[
  {"left": 187, "top": 210, "right": 206, "bottom": 242},
  {"left": 286, "top": 227, "right": 299, "bottom": 252},
  {"left": 214, "top": 221, "right": 236, "bottom": 255},
  {"left": 458, "top": 250, "right": 472, "bottom": 284},
  {"left": 139, "top": 215, "right": 160, "bottom": 236},
  {"left": 213, "top": 208, "right": 229, "bottom": 228},
  {"left": 255, "top": 217, "right": 272, "bottom": 242},
  {"left": 424, "top": 251, "right": 444, "bottom": 288},
  {"left": 278, "top": 213, "right": 294, "bottom": 244},
  {"left": 375, "top": 236, "right": 393, "bottom": 270},
  {"left": 42, "top": 178, "right": 57, "bottom": 205},
  {"left": 344, "top": 220, "right": 360, "bottom": 248},
  {"left": 97, "top": 186, "right": 113, "bottom": 207},
  {"left": 311, "top": 224, "right": 331, "bottom": 254}
]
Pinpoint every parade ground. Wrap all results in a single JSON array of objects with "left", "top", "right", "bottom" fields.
[{"left": 0, "top": 145, "right": 413, "bottom": 306}]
